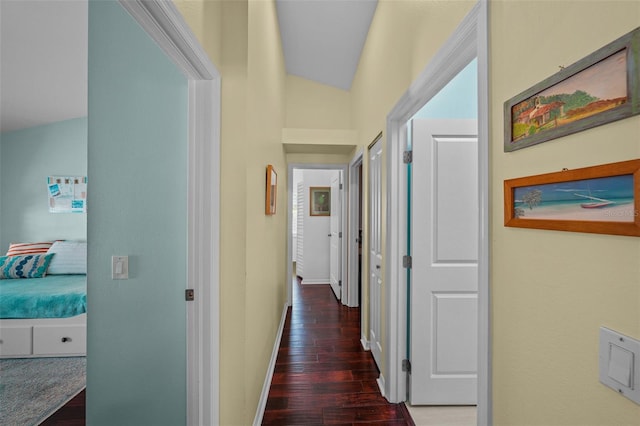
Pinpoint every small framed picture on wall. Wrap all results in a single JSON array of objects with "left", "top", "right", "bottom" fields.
[{"left": 309, "top": 187, "right": 330, "bottom": 216}]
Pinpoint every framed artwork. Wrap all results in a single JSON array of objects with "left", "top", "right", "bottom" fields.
[
  {"left": 265, "top": 165, "right": 277, "bottom": 215},
  {"left": 504, "top": 27, "right": 640, "bottom": 152},
  {"left": 309, "top": 187, "right": 330, "bottom": 216},
  {"left": 504, "top": 159, "right": 640, "bottom": 236}
]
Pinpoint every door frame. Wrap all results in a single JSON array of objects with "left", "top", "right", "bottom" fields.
[
  {"left": 346, "top": 149, "right": 364, "bottom": 308},
  {"left": 118, "top": 2, "right": 220, "bottom": 424},
  {"left": 286, "top": 163, "right": 348, "bottom": 307},
  {"left": 384, "top": 1, "right": 490, "bottom": 424}
]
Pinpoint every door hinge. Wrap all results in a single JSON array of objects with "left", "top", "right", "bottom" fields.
[
  {"left": 403, "top": 255, "right": 412, "bottom": 269},
  {"left": 339, "top": 280, "right": 342, "bottom": 287},
  {"left": 339, "top": 183, "right": 343, "bottom": 190},
  {"left": 339, "top": 231, "right": 343, "bottom": 238},
  {"left": 403, "top": 150, "right": 413, "bottom": 164},
  {"left": 402, "top": 359, "right": 412, "bottom": 373},
  {"left": 185, "top": 289, "right": 195, "bottom": 301}
]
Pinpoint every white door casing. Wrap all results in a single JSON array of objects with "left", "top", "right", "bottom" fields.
[
  {"left": 329, "top": 172, "right": 342, "bottom": 300},
  {"left": 369, "top": 136, "right": 383, "bottom": 368},
  {"left": 410, "top": 118, "right": 478, "bottom": 405}
]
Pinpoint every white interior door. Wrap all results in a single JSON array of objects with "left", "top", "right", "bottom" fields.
[
  {"left": 410, "top": 118, "right": 478, "bottom": 405},
  {"left": 329, "top": 172, "right": 342, "bottom": 300},
  {"left": 369, "top": 137, "right": 383, "bottom": 368}
]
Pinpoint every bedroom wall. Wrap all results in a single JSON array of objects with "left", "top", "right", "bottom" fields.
[
  {"left": 87, "top": 1, "right": 188, "bottom": 424},
  {"left": 0, "top": 117, "right": 87, "bottom": 251},
  {"left": 490, "top": 2, "right": 640, "bottom": 425}
]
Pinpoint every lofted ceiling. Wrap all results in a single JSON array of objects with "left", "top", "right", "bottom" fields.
[
  {"left": 0, "top": 0, "right": 88, "bottom": 133},
  {"left": 0, "top": 0, "right": 375, "bottom": 133},
  {"left": 276, "top": 0, "right": 377, "bottom": 91}
]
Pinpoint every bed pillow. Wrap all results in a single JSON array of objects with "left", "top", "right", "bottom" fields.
[
  {"left": 0, "top": 253, "right": 55, "bottom": 279},
  {"left": 6, "top": 241, "right": 53, "bottom": 257},
  {"left": 46, "top": 241, "right": 87, "bottom": 275}
]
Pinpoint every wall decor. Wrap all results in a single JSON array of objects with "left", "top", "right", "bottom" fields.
[
  {"left": 504, "top": 27, "right": 640, "bottom": 152},
  {"left": 504, "top": 159, "right": 640, "bottom": 236},
  {"left": 47, "top": 176, "right": 87, "bottom": 213},
  {"left": 309, "top": 187, "right": 330, "bottom": 216},
  {"left": 265, "top": 165, "right": 277, "bottom": 215}
]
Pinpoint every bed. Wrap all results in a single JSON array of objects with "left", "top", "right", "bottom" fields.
[{"left": 0, "top": 241, "right": 87, "bottom": 358}]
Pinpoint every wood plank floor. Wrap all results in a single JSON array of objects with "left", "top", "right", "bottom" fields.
[
  {"left": 262, "top": 278, "right": 414, "bottom": 425},
  {"left": 43, "top": 279, "right": 413, "bottom": 425}
]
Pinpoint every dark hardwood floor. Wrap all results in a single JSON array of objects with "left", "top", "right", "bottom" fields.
[
  {"left": 262, "top": 278, "right": 414, "bottom": 425},
  {"left": 39, "top": 389, "right": 85, "bottom": 426},
  {"left": 42, "top": 278, "right": 413, "bottom": 425}
]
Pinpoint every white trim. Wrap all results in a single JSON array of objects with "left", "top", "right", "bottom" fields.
[
  {"left": 384, "top": 2, "right": 491, "bottom": 425},
  {"left": 347, "top": 149, "right": 364, "bottom": 308},
  {"left": 360, "top": 336, "right": 370, "bottom": 351},
  {"left": 301, "top": 278, "right": 331, "bottom": 285},
  {"left": 118, "top": 2, "right": 221, "bottom": 425},
  {"left": 253, "top": 302, "right": 289, "bottom": 426},
  {"left": 376, "top": 374, "right": 386, "bottom": 398},
  {"left": 286, "top": 163, "right": 349, "bottom": 307}
]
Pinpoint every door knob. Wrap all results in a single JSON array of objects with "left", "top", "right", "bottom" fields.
[
  {"left": 376, "top": 265, "right": 381, "bottom": 269},
  {"left": 328, "top": 234, "right": 332, "bottom": 237}
]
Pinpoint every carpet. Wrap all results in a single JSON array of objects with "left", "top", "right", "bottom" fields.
[{"left": 0, "top": 357, "right": 86, "bottom": 426}]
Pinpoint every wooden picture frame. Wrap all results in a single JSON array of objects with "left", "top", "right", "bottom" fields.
[
  {"left": 504, "top": 159, "right": 640, "bottom": 236},
  {"left": 309, "top": 187, "right": 330, "bottom": 216},
  {"left": 265, "top": 165, "right": 277, "bottom": 215},
  {"left": 504, "top": 27, "right": 640, "bottom": 152}
]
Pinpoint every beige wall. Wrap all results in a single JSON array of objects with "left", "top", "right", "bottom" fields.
[
  {"left": 177, "top": 0, "right": 640, "bottom": 424},
  {"left": 176, "top": 1, "right": 287, "bottom": 424},
  {"left": 490, "top": 1, "right": 640, "bottom": 425}
]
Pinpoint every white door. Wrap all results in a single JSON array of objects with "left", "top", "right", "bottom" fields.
[
  {"left": 369, "top": 137, "right": 383, "bottom": 367},
  {"left": 410, "top": 118, "right": 478, "bottom": 405},
  {"left": 329, "top": 172, "right": 342, "bottom": 300}
]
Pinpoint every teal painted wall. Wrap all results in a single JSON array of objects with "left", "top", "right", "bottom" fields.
[
  {"left": 87, "top": 1, "right": 188, "bottom": 425},
  {"left": 413, "top": 58, "right": 478, "bottom": 119},
  {"left": 0, "top": 118, "right": 87, "bottom": 251}
]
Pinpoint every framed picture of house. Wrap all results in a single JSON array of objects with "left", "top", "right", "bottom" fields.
[
  {"left": 309, "top": 187, "right": 330, "bottom": 216},
  {"left": 504, "top": 26, "right": 640, "bottom": 152},
  {"left": 504, "top": 159, "right": 640, "bottom": 236},
  {"left": 265, "top": 165, "right": 277, "bottom": 215}
]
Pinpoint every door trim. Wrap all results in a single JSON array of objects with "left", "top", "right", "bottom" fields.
[
  {"left": 347, "top": 149, "right": 364, "bottom": 308},
  {"left": 118, "top": 2, "right": 220, "bottom": 424},
  {"left": 384, "top": 1, "right": 490, "bottom": 424}
]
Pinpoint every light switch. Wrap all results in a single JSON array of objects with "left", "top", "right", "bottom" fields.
[
  {"left": 608, "top": 344, "right": 633, "bottom": 387},
  {"left": 599, "top": 327, "right": 640, "bottom": 405},
  {"left": 112, "top": 256, "right": 129, "bottom": 280}
]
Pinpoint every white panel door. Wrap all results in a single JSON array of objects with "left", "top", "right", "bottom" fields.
[
  {"left": 329, "top": 172, "right": 342, "bottom": 300},
  {"left": 369, "top": 137, "right": 383, "bottom": 368},
  {"left": 410, "top": 118, "right": 478, "bottom": 405}
]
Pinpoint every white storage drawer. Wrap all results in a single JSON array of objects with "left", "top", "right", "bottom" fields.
[
  {"left": 33, "top": 325, "right": 86, "bottom": 355},
  {"left": 0, "top": 326, "right": 32, "bottom": 356}
]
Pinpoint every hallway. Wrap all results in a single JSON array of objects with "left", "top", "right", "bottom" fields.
[{"left": 261, "top": 279, "right": 414, "bottom": 425}]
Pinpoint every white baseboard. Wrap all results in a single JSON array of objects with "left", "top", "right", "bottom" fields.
[
  {"left": 360, "top": 335, "right": 370, "bottom": 351},
  {"left": 376, "top": 374, "right": 386, "bottom": 398},
  {"left": 301, "top": 278, "right": 330, "bottom": 285},
  {"left": 253, "top": 302, "right": 289, "bottom": 426}
]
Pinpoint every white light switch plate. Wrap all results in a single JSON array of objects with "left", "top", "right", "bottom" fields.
[
  {"left": 599, "top": 327, "right": 640, "bottom": 405},
  {"left": 112, "top": 256, "right": 129, "bottom": 280}
]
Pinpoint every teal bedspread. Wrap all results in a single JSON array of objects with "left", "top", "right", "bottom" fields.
[{"left": 0, "top": 275, "right": 86, "bottom": 319}]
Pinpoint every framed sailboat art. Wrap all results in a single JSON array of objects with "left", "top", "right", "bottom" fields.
[{"left": 504, "top": 159, "right": 640, "bottom": 236}]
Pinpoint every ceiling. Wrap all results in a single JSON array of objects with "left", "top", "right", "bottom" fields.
[
  {"left": 276, "top": 0, "right": 377, "bottom": 91},
  {"left": 0, "top": 0, "right": 375, "bottom": 133},
  {"left": 0, "top": 1, "right": 88, "bottom": 133}
]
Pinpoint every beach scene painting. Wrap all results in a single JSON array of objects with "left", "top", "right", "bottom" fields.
[
  {"left": 513, "top": 175, "right": 635, "bottom": 223},
  {"left": 510, "top": 50, "right": 627, "bottom": 143}
]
